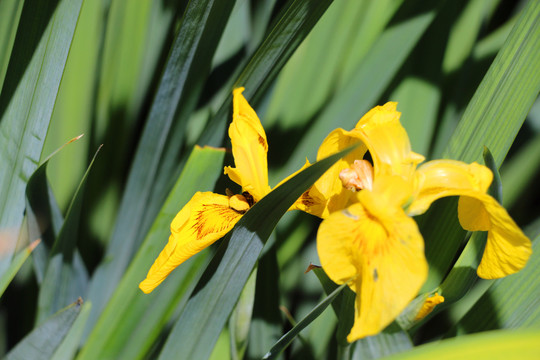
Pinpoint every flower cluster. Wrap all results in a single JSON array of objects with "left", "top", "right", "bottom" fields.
[
  {"left": 300, "top": 102, "right": 532, "bottom": 341},
  {"left": 139, "top": 89, "right": 532, "bottom": 343}
]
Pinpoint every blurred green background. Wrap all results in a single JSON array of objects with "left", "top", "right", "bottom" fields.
[{"left": 0, "top": 0, "right": 539, "bottom": 359}]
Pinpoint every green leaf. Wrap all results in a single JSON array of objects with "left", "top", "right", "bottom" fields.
[
  {"left": 25, "top": 136, "right": 82, "bottom": 284},
  {"left": 78, "top": 146, "right": 226, "bottom": 360},
  {"left": 277, "top": 1, "right": 444, "bottom": 179},
  {"left": 0, "top": 239, "right": 40, "bottom": 299},
  {"left": 443, "top": 0, "right": 540, "bottom": 164},
  {"left": 42, "top": 0, "right": 103, "bottom": 210},
  {"left": 483, "top": 146, "right": 503, "bottom": 203},
  {"left": 36, "top": 146, "right": 101, "bottom": 324},
  {"left": 0, "top": 0, "right": 24, "bottom": 89},
  {"left": 199, "top": 0, "right": 335, "bottom": 148},
  {"left": 382, "top": 328, "right": 540, "bottom": 360},
  {"left": 422, "top": 0, "right": 540, "bottom": 290},
  {"left": 0, "top": 0, "right": 83, "bottom": 277},
  {"left": 351, "top": 322, "right": 413, "bottom": 360},
  {"left": 451, "top": 233, "right": 540, "bottom": 335},
  {"left": 311, "top": 271, "right": 414, "bottom": 360},
  {"left": 229, "top": 268, "right": 256, "bottom": 360},
  {"left": 246, "top": 244, "right": 284, "bottom": 360},
  {"left": 312, "top": 267, "right": 355, "bottom": 346},
  {"left": 5, "top": 298, "right": 84, "bottom": 360},
  {"left": 438, "top": 232, "right": 487, "bottom": 303},
  {"left": 500, "top": 133, "right": 540, "bottom": 207},
  {"left": 265, "top": 0, "right": 375, "bottom": 131},
  {"left": 50, "top": 301, "right": 92, "bottom": 360},
  {"left": 84, "top": 0, "right": 236, "bottom": 337},
  {"left": 263, "top": 284, "right": 347, "bottom": 360},
  {"left": 157, "top": 145, "right": 357, "bottom": 360}
]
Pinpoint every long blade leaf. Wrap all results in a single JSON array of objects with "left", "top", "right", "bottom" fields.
[
  {"left": 0, "top": 0, "right": 83, "bottom": 276},
  {"left": 158, "top": 145, "right": 357, "bottom": 360},
  {"left": 84, "top": 0, "right": 236, "bottom": 335},
  {"left": 5, "top": 298, "right": 84, "bottom": 360}
]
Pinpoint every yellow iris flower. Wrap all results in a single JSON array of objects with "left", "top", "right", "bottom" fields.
[
  {"left": 309, "top": 102, "right": 532, "bottom": 341},
  {"left": 140, "top": 88, "right": 278, "bottom": 294}
]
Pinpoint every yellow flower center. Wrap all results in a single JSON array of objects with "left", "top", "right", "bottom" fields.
[{"left": 339, "top": 160, "right": 374, "bottom": 191}]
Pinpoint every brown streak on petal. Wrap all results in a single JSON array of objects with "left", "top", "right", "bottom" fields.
[
  {"left": 299, "top": 191, "right": 316, "bottom": 206},
  {"left": 258, "top": 135, "right": 268, "bottom": 151},
  {"left": 193, "top": 205, "right": 239, "bottom": 240}
]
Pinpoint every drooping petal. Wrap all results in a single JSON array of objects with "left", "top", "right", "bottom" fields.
[
  {"left": 224, "top": 88, "right": 272, "bottom": 201},
  {"left": 317, "top": 190, "right": 427, "bottom": 341},
  {"left": 299, "top": 128, "right": 367, "bottom": 218},
  {"left": 407, "top": 159, "right": 531, "bottom": 279},
  {"left": 139, "top": 192, "right": 243, "bottom": 293},
  {"left": 354, "top": 102, "right": 424, "bottom": 180},
  {"left": 459, "top": 194, "right": 532, "bottom": 279},
  {"left": 408, "top": 160, "right": 493, "bottom": 216}
]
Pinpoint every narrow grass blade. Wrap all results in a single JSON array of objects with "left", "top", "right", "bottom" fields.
[
  {"left": 42, "top": 0, "right": 103, "bottom": 210},
  {"left": 265, "top": 1, "right": 371, "bottom": 130},
  {"left": 312, "top": 269, "right": 413, "bottom": 359},
  {"left": 278, "top": 1, "right": 444, "bottom": 178},
  {"left": 482, "top": 147, "right": 503, "bottom": 201},
  {"left": 158, "top": 145, "right": 357, "bottom": 360},
  {"left": 25, "top": 164, "right": 64, "bottom": 284},
  {"left": 263, "top": 284, "right": 346, "bottom": 360},
  {"left": 229, "top": 268, "right": 256, "bottom": 360},
  {"left": 0, "top": 0, "right": 83, "bottom": 276},
  {"left": 5, "top": 298, "right": 84, "bottom": 360},
  {"left": 199, "top": 0, "right": 334, "bottom": 148},
  {"left": 25, "top": 135, "right": 83, "bottom": 284},
  {"left": 78, "top": 146, "right": 226, "bottom": 360},
  {"left": 438, "top": 232, "right": 487, "bottom": 303},
  {"left": 0, "top": 239, "right": 40, "bottom": 298},
  {"left": 50, "top": 301, "right": 92, "bottom": 360},
  {"left": 0, "top": 0, "right": 24, "bottom": 89},
  {"left": 36, "top": 146, "right": 101, "bottom": 324},
  {"left": 501, "top": 133, "right": 540, "bottom": 207},
  {"left": 382, "top": 328, "right": 540, "bottom": 360},
  {"left": 246, "top": 245, "right": 283, "bottom": 360},
  {"left": 312, "top": 267, "right": 355, "bottom": 346},
  {"left": 443, "top": 0, "right": 540, "bottom": 164},
  {"left": 84, "top": 0, "right": 236, "bottom": 336}
]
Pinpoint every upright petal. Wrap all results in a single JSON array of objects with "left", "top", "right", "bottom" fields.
[
  {"left": 354, "top": 102, "right": 424, "bottom": 180},
  {"left": 299, "top": 128, "right": 367, "bottom": 218},
  {"left": 139, "top": 192, "right": 243, "bottom": 293},
  {"left": 224, "top": 88, "right": 271, "bottom": 201},
  {"left": 317, "top": 190, "right": 427, "bottom": 341}
]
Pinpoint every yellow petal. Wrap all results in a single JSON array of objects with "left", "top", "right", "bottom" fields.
[
  {"left": 139, "top": 192, "right": 243, "bottom": 293},
  {"left": 414, "top": 293, "right": 444, "bottom": 321},
  {"left": 458, "top": 194, "right": 532, "bottom": 279},
  {"left": 354, "top": 102, "right": 424, "bottom": 179},
  {"left": 301, "top": 128, "right": 367, "bottom": 218},
  {"left": 224, "top": 88, "right": 271, "bottom": 201},
  {"left": 272, "top": 158, "right": 318, "bottom": 212},
  {"left": 405, "top": 159, "right": 531, "bottom": 279},
  {"left": 317, "top": 191, "right": 427, "bottom": 341},
  {"left": 408, "top": 160, "right": 493, "bottom": 215}
]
